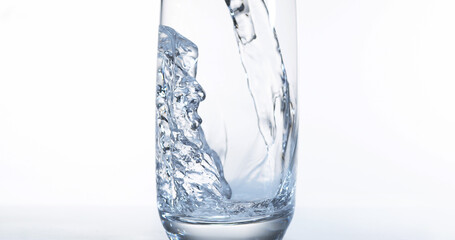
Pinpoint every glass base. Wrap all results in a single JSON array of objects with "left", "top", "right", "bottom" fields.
[{"left": 160, "top": 211, "right": 293, "bottom": 240}]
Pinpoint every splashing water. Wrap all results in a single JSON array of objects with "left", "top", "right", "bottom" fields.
[
  {"left": 156, "top": 25, "right": 232, "bottom": 214},
  {"left": 156, "top": 0, "right": 295, "bottom": 219}
]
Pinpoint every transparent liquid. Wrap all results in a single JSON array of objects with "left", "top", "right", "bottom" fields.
[{"left": 156, "top": 0, "right": 297, "bottom": 227}]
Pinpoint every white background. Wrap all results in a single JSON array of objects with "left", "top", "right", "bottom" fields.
[{"left": 1, "top": 0, "right": 455, "bottom": 239}]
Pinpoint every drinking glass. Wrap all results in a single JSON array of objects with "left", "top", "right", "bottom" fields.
[{"left": 156, "top": 0, "right": 298, "bottom": 239}]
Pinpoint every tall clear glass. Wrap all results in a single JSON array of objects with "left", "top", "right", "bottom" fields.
[{"left": 156, "top": 0, "right": 298, "bottom": 239}]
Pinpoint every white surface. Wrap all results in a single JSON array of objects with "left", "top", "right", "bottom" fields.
[
  {"left": 1, "top": 206, "right": 454, "bottom": 240},
  {"left": 1, "top": 0, "right": 455, "bottom": 239}
]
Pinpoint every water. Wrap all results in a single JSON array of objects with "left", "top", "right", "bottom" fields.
[
  {"left": 156, "top": 0, "right": 295, "bottom": 223},
  {"left": 156, "top": 25, "right": 232, "bottom": 215},
  {"left": 225, "top": 0, "right": 294, "bottom": 192}
]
